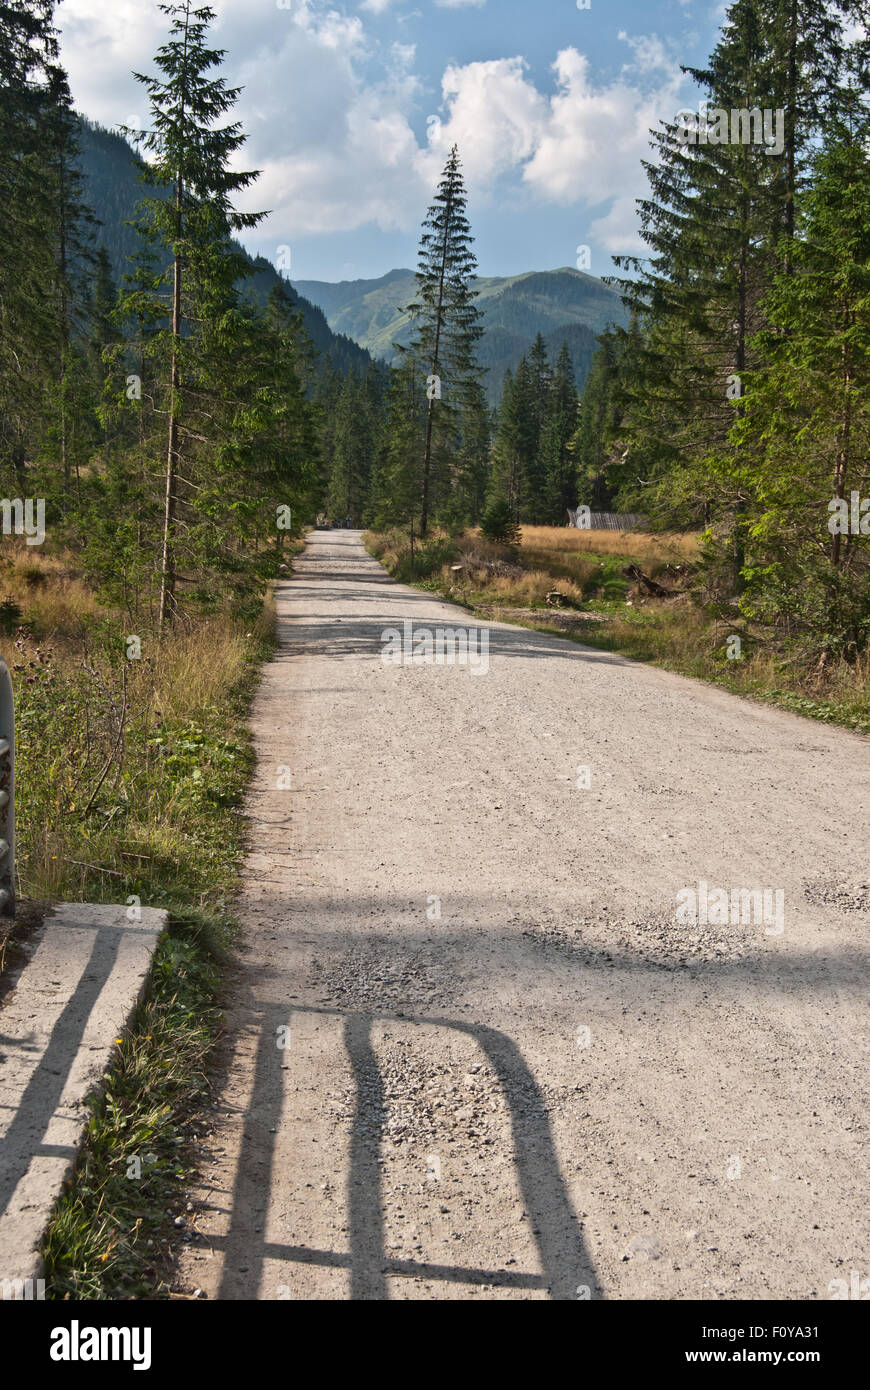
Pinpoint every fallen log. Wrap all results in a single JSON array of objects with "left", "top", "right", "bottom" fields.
[{"left": 622, "top": 564, "right": 673, "bottom": 597}]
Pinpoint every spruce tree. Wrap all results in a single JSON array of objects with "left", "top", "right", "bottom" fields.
[
  {"left": 606, "top": 0, "right": 849, "bottom": 578},
  {"left": 541, "top": 343, "right": 578, "bottom": 523},
  {"left": 523, "top": 333, "right": 552, "bottom": 521},
  {"left": 489, "top": 357, "right": 535, "bottom": 522},
  {"left": 0, "top": 0, "right": 61, "bottom": 493},
  {"left": 42, "top": 62, "right": 97, "bottom": 503},
  {"left": 730, "top": 85, "right": 870, "bottom": 658},
  {"left": 378, "top": 358, "right": 427, "bottom": 530},
  {"left": 405, "top": 145, "right": 483, "bottom": 533},
  {"left": 128, "top": 1, "right": 264, "bottom": 626}
]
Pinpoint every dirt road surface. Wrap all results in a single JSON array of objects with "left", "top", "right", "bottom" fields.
[{"left": 178, "top": 529, "right": 869, "bottom": 1301}]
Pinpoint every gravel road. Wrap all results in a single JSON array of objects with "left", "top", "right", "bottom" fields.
[{"left": 179, "top": 529, "right": 869, "bottom": 1301}]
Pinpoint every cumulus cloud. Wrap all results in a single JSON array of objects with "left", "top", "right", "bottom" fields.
[
  {"left": 522, "top": 45, "right": 682, "bottom": 210},
  {"left": 427, "top": 33, "right": 684, "bottom": 250},
  {"left": 58, "top": 0, "right": 687, "bottom": 261},
  {"left": 424, "top": 57, "right": 546, "bottom": 185}
]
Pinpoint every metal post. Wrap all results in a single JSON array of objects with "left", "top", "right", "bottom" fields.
[{"left": 0, "top": 656, "right": 13, "bottom": 919}]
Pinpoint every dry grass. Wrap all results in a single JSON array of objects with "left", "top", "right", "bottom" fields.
[
  {"left": 516, "top": 526, "right": 701, "bottom": 566},
  {"left": 3, "top": 543, "right": 278, "bottom": 1297},
  {"left": 0, "top": 549, "right": 276, "bottom": 907},
  {"left": 145, "top": 617, "right": 252, "bottom": 722},
  {"left": 0, "top": 551, "right": 101, "bottom": 641},
  {"left": 520, "top": 548, "right": 609, "bottom": 591},
  {"left": 441, "top": 561, "right": 589, "bottom": 609}
]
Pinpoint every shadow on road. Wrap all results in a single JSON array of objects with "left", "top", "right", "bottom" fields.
[{"left": 211, "top": 989, "right": 596, "bottom": 1301}]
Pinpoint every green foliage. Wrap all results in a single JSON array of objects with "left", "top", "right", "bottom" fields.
[
  {"left": 294, "top": 265, "right": 623, "bottom": 401},
  {"left": 729, "top": 87, "right": 870, "bottom": 658},
  {"left": 479, "top": 496, "right": 521, "bottom": 547},
  {"left": 402, "top": 145, "right": 487, "bottom": 533}
]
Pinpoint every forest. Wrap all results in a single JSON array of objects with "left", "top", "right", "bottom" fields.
[
  {"left": 4, "top": 1, "right": 867, "bottom": 663},
  {"left": 1, "top": 0, "right": 869, "bottom": 1305}
]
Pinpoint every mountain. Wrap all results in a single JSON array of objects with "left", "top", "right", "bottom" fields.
[
  {"left": 74, "top": 117, "right": 626, "bottom": 397},
  {"left": 293, "top": 266, "right": 629, "bottom": 399},
  {"left": 74, "top": 118, "right": 372, "bottom": 376}
]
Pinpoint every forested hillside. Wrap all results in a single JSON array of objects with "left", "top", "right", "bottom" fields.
[
  {"left": 76, "top": 118, "right": 371, "bottom": 377},
  {"left": 295, "top": 265, "right": 625, "bottom": 398}
]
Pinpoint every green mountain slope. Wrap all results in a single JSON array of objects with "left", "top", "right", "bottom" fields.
[
  {"left": 75, "top": 118, "right": 372, "bottom": 376},
  {"left": 293, "top": 266, "right": 628, "bottom": 398}
]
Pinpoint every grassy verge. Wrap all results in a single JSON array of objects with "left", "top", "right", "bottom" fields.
[
  {"left": 0, "top": 542, "right": 293, "bottom": 1298},
  {"left": 365, "top": 526, "right": 870, "bottom": 736}
]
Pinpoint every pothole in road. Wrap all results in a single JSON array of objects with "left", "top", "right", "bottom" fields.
[
  {"left": 311, "top": 946, "right": 455, "bottom": 1013},
  {"left": 803, "top": 877, "right": 870, "bottom": 914},
  {"left": 520, "top": 909, "right": 753, "bottom": 969}
]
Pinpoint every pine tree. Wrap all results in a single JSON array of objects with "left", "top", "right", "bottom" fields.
[
  {"left": 571, "top": 320, "right": 648, "bottom": 514},
  {"left": 450, "top": 376, "right": 491, "bottom": 527},
  {"left": 730, "top": 84, "right": 870, "bottom": 658},
  {"left": 606, "top": 0, "right": 848, "bottom": 581},
  {"left": 489, "top": 358, "right": 536, "bottom": 522},
  {"left": 0, "top": 0, "right": 62, "bottom": 493},
  {"left": 405, "top": 145, "right": 483, "bottom": 533},
  {"left": 378, "top": 358, "right": 427, "bottom": 530},
  {"left": 90, "top": 247, "right": 119, "bottom": 363},
  {"left": 128, "top": 0, "right": 264, "bottom": 626},
  {"left": 523, "top": 333, "right": 552, "bottom": 521},
  {"left": 541, "top": 343, "right": 578, "bottom": 523},
  {"left": 327, "top": 371, "right": 376, "bottom": 524},
  {"left": 764, "top": 0, "right": 846, "bottom": 260}
]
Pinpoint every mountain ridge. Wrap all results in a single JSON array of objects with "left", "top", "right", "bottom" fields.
[
  {"left": 75, "top": 117, "right": 373, "bottom": 377},
  {"left": 293, "top": 264, "right": 628, "bottom": 399}
]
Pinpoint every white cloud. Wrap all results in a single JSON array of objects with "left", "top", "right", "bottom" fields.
[
  {"left": 589, "top": 195, "right": 645, "bottom": 254},
  {"left": 522, "top": 44, "right": 682, "bottom": 209},
  {"left": 616, "top": 30, "right": 673, "bottom": 74},
  {"left": 425, "top": 57, "right": 546, "bottom": 185},
  {"left": 58, "top": 1, "right": 686, "bottom": 261},
  {"left": 428, "top": 33, "right": 684, "bottom": 255}
]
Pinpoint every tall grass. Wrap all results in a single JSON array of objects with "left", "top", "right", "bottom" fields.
[
  {"left": 0, "top": 542, "right": 278, "bottom": 1296},
  {"left": 516, "top": 525, "right": 701, "bottom": 566}
]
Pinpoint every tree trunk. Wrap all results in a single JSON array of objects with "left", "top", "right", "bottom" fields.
[
  {"left": 159, "top": 178, "right": 183, "bottom": 630},
  {"left": 420, "top": 191, "right": 453, "bottom": 537},
  {"left": 831, "top": 336, "right": 852, "bottom": 570},
  {"left": 784, "top": 0, "right": 797, "bottom": 267}
]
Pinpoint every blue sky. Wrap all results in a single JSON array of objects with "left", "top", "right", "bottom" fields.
[{"left": 59, "top": 0, "right": 727, "bottom": 282}]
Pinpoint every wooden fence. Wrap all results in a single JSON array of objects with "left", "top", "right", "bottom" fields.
[{"left": 566, "top": 508, "right": 646, "bottom": 531}]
